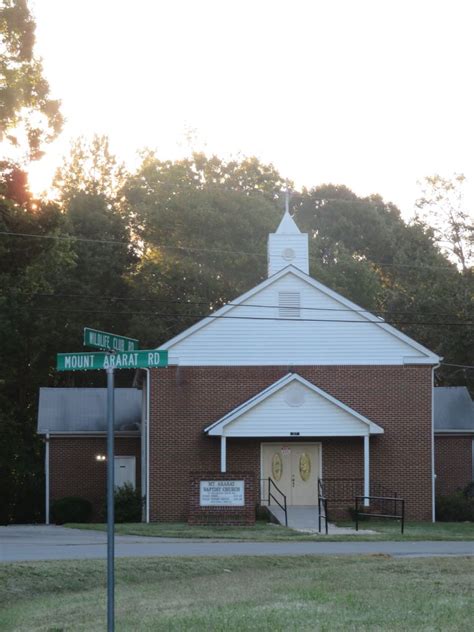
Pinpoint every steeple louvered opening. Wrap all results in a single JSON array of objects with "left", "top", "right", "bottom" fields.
[{"left": 279, "top": 291, "right": 301, "bottom": 318}]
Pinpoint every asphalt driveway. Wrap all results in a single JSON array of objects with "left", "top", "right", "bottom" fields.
[{"left": 1, "top": 525, "right": 473, "bottom": 562}]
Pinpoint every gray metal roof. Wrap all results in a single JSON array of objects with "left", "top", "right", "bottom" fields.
[
  {"left": 37, "top": 388, "right": 142, "bottom": 434},
  {"left": 434, "top": 387, "right": 474, "bottom": 432}
]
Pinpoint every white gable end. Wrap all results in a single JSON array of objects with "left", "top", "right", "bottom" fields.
[
  {"left": 159, "top": 267, "right": 440, "bottom": 366},
  {"left": 206, "top": 374, "right": 384, "bottom": 437}
]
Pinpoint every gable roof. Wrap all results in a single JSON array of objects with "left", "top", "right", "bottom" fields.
[
  {"left": 158, "top": 265, "right": 440, "bottom": 365},
  {"left": 434, "top": 387, "right": 474, "bottom": 432},
  {"left": 37, "top": 388, "right": 142, "bottom": 434},
  {"left": 205, "top": 372, "right": 384, "bottom": 437}
]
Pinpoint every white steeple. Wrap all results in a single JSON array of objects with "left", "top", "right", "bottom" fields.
[{"left": 267, "top": 206, "right": 309, "bottom": 277}]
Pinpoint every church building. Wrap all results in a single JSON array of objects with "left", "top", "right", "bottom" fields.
[{"left": 144, "top": 210, "right": 440, "bottom": 523}]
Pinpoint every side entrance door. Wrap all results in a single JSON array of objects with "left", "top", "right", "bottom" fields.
[
  {"left": 262, "top": 444, "right": 319, "bottom": 506},
  {"left": 114, "top": 456, "right": 136, "bottom": 489}
]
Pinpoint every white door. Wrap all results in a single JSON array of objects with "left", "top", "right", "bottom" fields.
[
  {"left": 114, "top": 456, "right": 136, "bottom": 489},
  {"left": 262, "top": 444, "right": 319, "bottom": 506}
]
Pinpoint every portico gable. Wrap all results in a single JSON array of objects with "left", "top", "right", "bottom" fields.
[{"left": 205, "top": 373, "right": 384, "bottom": 438}]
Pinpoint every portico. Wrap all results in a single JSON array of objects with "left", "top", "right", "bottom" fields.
[{"left": 205, "top": 373, "right": 384, "bottom": 507}]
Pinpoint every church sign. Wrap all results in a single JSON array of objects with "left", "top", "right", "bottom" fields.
[{"left": 199, "top": 480, "right": 245, "bottom": 506}]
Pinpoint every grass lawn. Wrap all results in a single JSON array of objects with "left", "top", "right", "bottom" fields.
[
  {"left": 1, "top": 556, "right": 473, "bottom": 631},
  {"left": 65, "top": 519, "right": 474, "bottom": 541}
]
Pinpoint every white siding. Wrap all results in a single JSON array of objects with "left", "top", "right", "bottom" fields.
[
  {"left": 163, "top": 273, "right": 433, "bottom": 365},
  {"left": 224, "top": 382, "right": 369, "bottom": 437},
  {"left": 268, "top": 233, "right": 309, "bottom": 276}
]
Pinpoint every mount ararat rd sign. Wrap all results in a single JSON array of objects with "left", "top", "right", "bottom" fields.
[{"left": 57, "top": 350, "right": 168, "bottom": 371}]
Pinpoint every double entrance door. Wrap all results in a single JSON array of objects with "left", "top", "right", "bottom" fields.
[{"left": 262, "top": 443, "right": 320, "bottom": 506}]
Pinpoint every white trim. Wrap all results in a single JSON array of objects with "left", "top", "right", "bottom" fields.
[
  {"left": 220, "top": 436, "right": 227, "bottom": 473},
  {"left": 157, "top": 266, "right": 441, "bottom": 364},
  {"left": 434, "top": 430, "right": 474, "bottom": 434},
  {"left": 205, "top": 373, "right": 384, "bottom": 436},
  {"left": 45, "top": 432, "right": 50, "bottom": 525},
  {"left": 472, "top": 438, "right": 474, "bottom": 481},
  {"left": 145, "top": 368, "right": 151, "bottom": 524},
  {"left": 364, "top": 434, "right": 370, "bottom": 507},
  {"left": 431, "top": 365, "right": 439, "bottom": 523},
  {"left": 37, "top": 431, "right": 140, "bottom": 437},
  {"left": 259, "top": 441, "right": 322, "bottom": 505}
]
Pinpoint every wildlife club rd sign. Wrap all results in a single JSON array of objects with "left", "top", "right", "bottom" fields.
[
  {"left": 56, "top": 350, "right": 168, "bottom": 371},
  {"left": 83, "top": 327, "right": 139, "bottom": 352}
]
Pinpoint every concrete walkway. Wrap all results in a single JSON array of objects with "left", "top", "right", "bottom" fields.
[
  {"left": 268, "top": 505, "right": 376, "bottom": 535},
  {"left": 1, "top": 525, "right": 473, "bottom": 562}
]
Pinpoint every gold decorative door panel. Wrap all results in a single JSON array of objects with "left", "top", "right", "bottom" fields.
[{"left": 262, "top": 443, "right": 319, "bottom": 506}]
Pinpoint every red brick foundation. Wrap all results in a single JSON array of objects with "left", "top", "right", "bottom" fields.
[
  {"left": 49, "top": 436, "right": 141, "bottom": 519},
  {"left": 150, "top": 365, "right": 433, "bottom": 522},
  {"left": 435, "top": 434, "right": 473, "bottom": 496},
  {"left": 188, "top": 472, "right": 256, "bottom": 525}
]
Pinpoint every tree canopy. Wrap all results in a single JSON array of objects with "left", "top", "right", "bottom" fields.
[
  {"left": 1, "top": 146, "right": 472, "bottom": 523},
  {"left": 0, "top": 0, "right": 63, "bottom": 159}
]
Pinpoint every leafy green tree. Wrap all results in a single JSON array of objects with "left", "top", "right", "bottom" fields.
[
  {"left": 0, "top": 0, "right": 63, "bottom": 159},
  {"left": 53, "top": 135, "right": 127, "bottom": 204},
  {"left": 0, "top": 162, "right": 75, "bottom": 522},
  {"left": 416, "top": 174, "right": 473, "bottom": 273}
]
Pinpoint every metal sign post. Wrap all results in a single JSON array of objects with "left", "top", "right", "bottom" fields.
[
  {"left": 57, "top": 330, "right": 168, "bottom": 632},
  {"left": 106, "top": 366, "right": 115, "bottom": 632}
]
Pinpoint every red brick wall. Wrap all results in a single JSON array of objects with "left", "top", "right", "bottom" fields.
[
  {"left": 435, "top": 435, "right": 473, "bottom": 496},
  {"left": 49, "top": 436, "right": 141, "bottom": 519},
  {"left": 149, "top": 365, "right": 433, "bottom": 521}
]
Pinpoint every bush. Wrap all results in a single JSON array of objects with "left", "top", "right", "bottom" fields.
[
  {"left": 436, "top": 492, "right": 474, "bottom": 522},
  {"left": 109, "top": 483, "right": 143, "bottom": 523},
  {"left": 463, "top": 481, "right": 474, "bottom": 498},
  {"left": 51, "top": 497, "right": 92, "bottom": 524}
]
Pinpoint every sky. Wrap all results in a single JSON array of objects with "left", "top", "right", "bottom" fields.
[{"left": 27, "top": 0, "right": 474, "bottom": 219}]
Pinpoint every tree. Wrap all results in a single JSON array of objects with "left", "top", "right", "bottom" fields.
[
  {"left": 0, "top": 0, "right": 63, "bottom": 159},
  {"left": 416, "top": 174, "right": 473, "bottom": 274},
  {"left": 53, "top": 135, "right": 127, "bottom": 204},
  {"left": 0, "top": 162, "right": 75, "bottom": 522}
]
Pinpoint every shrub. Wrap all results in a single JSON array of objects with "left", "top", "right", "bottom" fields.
[
  {"left": 51, "top": 497, "right": 92, "bottom": 524},
  {"left": 436, "top": 492, "right": 474, "bottom": 522},
  {"left": 463, "top": 481, "right": 474, "bottom": 498},
  {"left": 109, "top": 483, "right": 143, "bottom": 523}
]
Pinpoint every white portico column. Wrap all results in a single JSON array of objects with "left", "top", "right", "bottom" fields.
[
  {"left": 364, "top": 433, "right": 370, "bottom": 506},
  {"left": 220, "top": 435, "right": 227, "bottom": 473}
]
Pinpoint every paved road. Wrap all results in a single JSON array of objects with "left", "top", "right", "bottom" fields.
[{"left": 1, "top": 525, "right": 473, "bottom": 562}]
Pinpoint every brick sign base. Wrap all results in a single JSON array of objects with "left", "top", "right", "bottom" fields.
[{"left": 189, "top": 472, "right": 256, "bottom": 526}]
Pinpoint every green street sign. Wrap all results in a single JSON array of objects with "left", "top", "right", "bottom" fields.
[
  {"left": 57, "top": 350, "right": 168, "bottom": 371},
  {"left": 83, "top": 327, "right": 139, "bottom": 352}
]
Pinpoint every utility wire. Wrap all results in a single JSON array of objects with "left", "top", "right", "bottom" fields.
[
  {"left": 440, "top": 363, "right": 474, "bottom": 369},
  {"left": 23, "top": 307, "right": 474, "bottom": 326},
  {"left": 0, "top": 230, "right": 459, "bottom": 271},
  {"left": 3, "top": 291, "right": 472, "bottom": 319}
]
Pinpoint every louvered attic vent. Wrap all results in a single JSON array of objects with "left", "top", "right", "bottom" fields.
[{"left": 279, "top": 291, "right": 301, "bottom": 318}]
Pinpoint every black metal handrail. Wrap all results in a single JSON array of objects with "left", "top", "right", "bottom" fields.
[
  {"left": 319, "top": 479, "right": 397, "bottom": 502},
  {"left": 355, "top": 496, "right": 405, "bottom": 534},
  {"left": 260, "top": 478, "right": 288, "bottom": 527},
  {"left": 318, "top": 478, "right": 328, "bottom": 534}
]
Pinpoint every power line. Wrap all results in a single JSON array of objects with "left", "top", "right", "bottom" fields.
[
  {"left": 441, "top": 363, "right": 474, "bottom": 370},
  {"left": 24, "top": 307, "right": 474, "bottom": 326},
  {"left": 3, "top": 291, "right": 472, "bottom": 319},
  {"left": 0, "top": 230, "right": 459, "bottom": 271}
]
